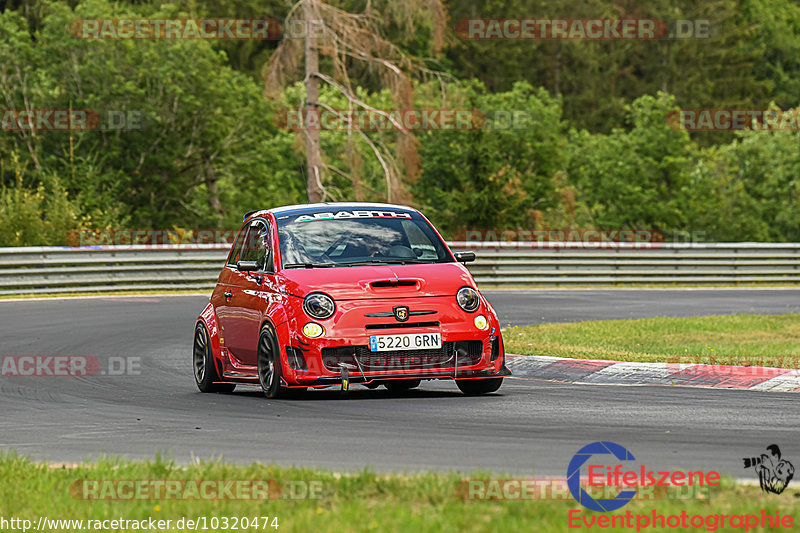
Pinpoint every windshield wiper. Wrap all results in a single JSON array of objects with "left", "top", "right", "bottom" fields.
[
  {"left": 339, "top": 259, "right": 434, "bottom": 266},
  {"left": 283, "top": 262, "right": 337, "bottom": 269}
]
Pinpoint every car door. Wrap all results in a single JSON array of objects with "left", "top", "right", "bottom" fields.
[
  {"left": 213, "top": 225, "right": 248, "bottom": 361},
  {"left": 224, "top": 218, "right": 277, "bottom": 367}
]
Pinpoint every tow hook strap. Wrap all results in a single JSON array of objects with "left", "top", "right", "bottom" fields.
[{"left": 338, "top": 363, "right": 358, "bottom": 392}]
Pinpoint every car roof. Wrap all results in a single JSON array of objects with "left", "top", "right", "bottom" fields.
[{"left": 245, "top": 202, "right": 420, "bottom": 221}]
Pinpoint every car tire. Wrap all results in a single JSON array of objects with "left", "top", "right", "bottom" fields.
[
  {"left": 384, "top": 379, "right": 421, "bottom": 391},
  {"left": 456, "top": 378, "right": 503, "bottom": 396},
  {"left": 193, "top": 322, "right": 235, "bottom": 393},
  {"left": 258, "top": 324, "right": 289, "bottom": 399}
]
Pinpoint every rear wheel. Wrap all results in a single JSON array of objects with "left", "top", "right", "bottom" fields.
[
  {"left": 193, "top": 323, "right": 235, "bottom": 393},
  {"left": 456, "top": 378, "right": 503, "bottom": 396},
  {"left": 258, "top": 324, "right": 289, "bottom": 399},
  {"left": 384, "top": 379, "right": 421, "bottom": 392}
]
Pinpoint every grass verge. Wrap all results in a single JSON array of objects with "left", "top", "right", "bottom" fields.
[
  {"left": 0, "top": 454, "right": 796, "bottom": 533},
  {"left": 503, "top": 313, "right": 800, "bottom": 367}
]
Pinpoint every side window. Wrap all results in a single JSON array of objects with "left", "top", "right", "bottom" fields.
[
  {"left": 240, "top": 220, "right": 273, "bottom": 272},
  {"left": 227, "top": 226, "right": 248, "bottom": 266}
]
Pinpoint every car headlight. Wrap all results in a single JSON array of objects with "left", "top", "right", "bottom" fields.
[
  {"left": 303, "top": 292, "right": 335, "bottom": 320},
  {"left": 474, "top": 314, "right": 488, "bottom": 330},
  {"left": 302, "top": 322, "right": 324, "bottom": 338},
  {"left": 456, "top": 286, "right": 480, "bottom": 312}
]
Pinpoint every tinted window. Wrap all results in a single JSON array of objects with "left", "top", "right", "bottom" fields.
[
  {"left": 402, "top": 219, "right": 439, "bottom": 261},
  {"left": 240, "top": 220, "right": 273, "bottom": 271},
  {"left": 227, "top": 226, "right": 248, "bottom": 266},
  {"left": 275, "top": 210, "right": 451, "bottom": 267}
]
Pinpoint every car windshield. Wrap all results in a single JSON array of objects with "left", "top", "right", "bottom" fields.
[{"left": 275, "top": 210, "right": 452, "bottom": 267}]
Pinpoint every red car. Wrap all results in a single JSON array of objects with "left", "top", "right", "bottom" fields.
[{"left": 193, "top": 203, "right": 510, "bottom": 398}]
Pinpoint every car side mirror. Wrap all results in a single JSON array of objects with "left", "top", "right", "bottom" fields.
[
  {"left": 454, "top": 251, "right": 476, "bottom": 264},
  {"left": 236, "top": 260, "right": 260, "bottom": 272}
]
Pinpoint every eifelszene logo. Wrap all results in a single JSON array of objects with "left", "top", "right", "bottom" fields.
[
  {"left": 567, "top": 441, "right": 638, "bottom": 511},
  {"left": 743, "top": 444, "right": 795, "bottom": 494},
  {"left": 567, "top": 441, "right": 720, "bottom": 512}
]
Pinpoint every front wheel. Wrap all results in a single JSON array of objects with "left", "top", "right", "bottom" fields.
[
  {"left": 456, "top": 378, "right": 503, "bottom": 396},
  {"left": 193, "top": 323, "right": 235, "bottom": 393},
  {"left": 258, "top": 324, "right": 289, "bottom": 399}
]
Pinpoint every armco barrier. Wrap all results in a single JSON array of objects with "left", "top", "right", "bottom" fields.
[
  {"left": 450, "top": 241, "right": 800, "bottom": 287},
  {"left": 0, "top": 242, "right": 798, "bottom": 295}
]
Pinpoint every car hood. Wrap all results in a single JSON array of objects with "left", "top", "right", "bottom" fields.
[{"left": 278, "top": 262, "right": 475, "bottom": 300}]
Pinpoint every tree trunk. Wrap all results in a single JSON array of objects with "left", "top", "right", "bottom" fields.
[{"left": 304, "top": 0, "right": 324, "bottom": 203}]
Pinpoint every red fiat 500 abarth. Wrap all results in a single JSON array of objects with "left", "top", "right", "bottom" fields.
[{"left": 193, "top": 203, "right": 510, "bottom": 397}]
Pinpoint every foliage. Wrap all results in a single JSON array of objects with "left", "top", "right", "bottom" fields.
[
  {"left": 0, "top": 0, "right": 799, "bottom": 244},
  {"left": 0, "top": 0, "right": 302, "bottom": 233},
  {"left": 415, "top": 81, "right": 566, "bottom": 235},
  {"left": 0, "top": 155, "right": 78, "bottom": 246},
  {"left": 566, "top": 93, "right": 693, "bottom": 234}
]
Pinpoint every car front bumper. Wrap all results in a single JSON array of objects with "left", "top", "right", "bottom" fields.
[{"left": 277, "top": 296, "right": 511, "bottom": 387}]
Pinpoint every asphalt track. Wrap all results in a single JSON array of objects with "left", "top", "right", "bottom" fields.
[{"left": 0, "top": 289, "right": 798, "bottom": 476}]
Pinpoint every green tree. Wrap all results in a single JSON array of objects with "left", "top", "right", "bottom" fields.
[
  {"left": 567, "top": 93, "right": 692, "bottom": 232},
  {"left": 415, "top": 81, "right": 565, "bottom": 234},
  {"left": 0, "top": 0, "right": 303, "bottom": 232}
]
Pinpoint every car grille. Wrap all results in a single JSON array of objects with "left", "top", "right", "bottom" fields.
[
  {"left": 321, "top": 341, "right": 483, "bottom": 372},
  {"left": 364, "top": 321, "right": 440, "bottom": 330}
]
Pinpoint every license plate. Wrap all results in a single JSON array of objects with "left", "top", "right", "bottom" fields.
[{"left": 369, "top": 333, "right": 442, "bottom": 352}]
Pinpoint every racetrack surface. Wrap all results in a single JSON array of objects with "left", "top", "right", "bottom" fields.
[{"left": 1, "top": 290, "right": 798, "bottom": 475}]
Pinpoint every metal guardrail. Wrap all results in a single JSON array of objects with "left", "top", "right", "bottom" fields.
[
  {"left": 0, "top": 242, "right": 798, "bottom": 295},
  {"left": 451, "top": 241, "right": 800, "bottom": 287}
]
